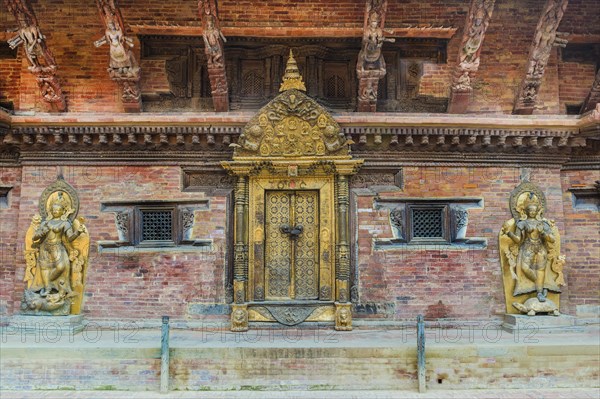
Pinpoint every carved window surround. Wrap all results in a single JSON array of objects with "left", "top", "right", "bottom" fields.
[
  {"left": 98, "top": 200, "right": 211, "bottom": 253},
  {"left": 373, "top": 197, "right": 485, "bottom": 249},
  {"left": 568, "top": 184, "right": 600, "bottom": 211}
]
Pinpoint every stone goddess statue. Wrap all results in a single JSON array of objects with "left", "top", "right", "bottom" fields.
[
  {"left": 499, "top": 181, "right": 565, "bottom": 316},
  {"left": 22, "top": 178, "right": 90, "bottom": 316}
]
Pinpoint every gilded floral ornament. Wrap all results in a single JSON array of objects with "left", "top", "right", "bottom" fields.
[
  {"left": 22, "top": 177, "right": 90, "bottom": 316},
  {"left": 499, "top": 181, "right": 565, "bottom": 316},
  {"left": 233, "top": 51, "right": 350, "bottom": 159}
]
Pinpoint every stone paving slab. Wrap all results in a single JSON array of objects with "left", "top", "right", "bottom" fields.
[{"left": 1, "top": 388, "right": 599, "bottom": 399}]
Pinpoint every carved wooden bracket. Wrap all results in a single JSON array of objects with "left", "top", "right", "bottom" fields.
[
  {"left": 580, "top": 69, "right": 600, "bottom": 114},
  {"left": 199, "top": 0, "right": 229, "bottom": 112},
  {"left": 95, "top": 0, "right": 142, "bottom": 112},
  {"left": 513, "top": 0, "right": 569, "bottom": 115},
  {"left": 447, "top": 0, "right": 496, "bottom": 114},
  {"left": 5, "top": 0, "right": 66, "bottom": 112},
  {"left": 356, "top": 0, "right": 394, "bottom": 112}
]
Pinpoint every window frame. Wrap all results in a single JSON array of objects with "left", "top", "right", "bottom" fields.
[
  {"left": 135, "top": 205, "right": 178, "bottom": 247},
  {"left": 406, "top": 203, "right": 450, "bottom": 244}
]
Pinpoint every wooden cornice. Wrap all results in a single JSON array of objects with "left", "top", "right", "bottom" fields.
[
  {"left": 130, "top": 25, "right": 457, "bottom": 39},
  {"left": 3, "top": 112, "right": 598, "bottom": 168}
]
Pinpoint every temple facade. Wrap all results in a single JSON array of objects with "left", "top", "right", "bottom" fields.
[{"left": 0, "top": 0, "right": 599, "bottom": 330}]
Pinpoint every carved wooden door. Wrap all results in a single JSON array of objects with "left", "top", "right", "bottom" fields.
[{"left": 264, "top": 190, "right": 319, "bottom": 301}]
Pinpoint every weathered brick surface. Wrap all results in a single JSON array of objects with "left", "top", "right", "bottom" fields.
[
  {"left": 0, "top": 0, "right": 598, "bottom": 113},
  {"left": 355, "top": 167, "right": 580, "bottom": 320},
  {"left": 10, "top": 166, "right": 229, "bottom": 318},
  {"left": 0, "top": 167, "right": 22, "bottom": 316},
  {"left": 560, "top": 170, "right": 600, "bottom": 314},
  {"left": 1, "top": 338, "right": 598, "bottom": 390}
]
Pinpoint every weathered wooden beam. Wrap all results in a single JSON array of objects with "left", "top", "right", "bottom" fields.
[
  {"left": 580, "top": 69, "right": 600, "bottom": 114},
  {"left": 513, "top": 0, "right": 569, "bottom": 115},
  {"left": 199, "top": 0, "right": 229, "bottom": 112},
  {"left": 447, "top": 0, "right": 496, "bottom": 114},
  {"left": 356, "top": 0, "right": 394, "bottom": 112},
  {"left": 95, "top": 0, "right": 142, "bottom": 113},
  {"left": 5, "top": 0, "right": 66, "bottom": 112}
]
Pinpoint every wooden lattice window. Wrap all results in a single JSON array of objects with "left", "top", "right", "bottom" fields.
[
  {"left": 242, "top": 70, "right": 264, "bottom": 97},
  {"left": 326, "top": 75, "right": 346, "bottom": 98},
  {"left": 407, "top": 204, "right": 449, "bottom": 243},
  {"left": 141, "top": 209, "right": 174, "bottom": 242}
]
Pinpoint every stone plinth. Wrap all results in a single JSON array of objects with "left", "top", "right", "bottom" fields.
[
  {"left": 501, "top": 314, "right": 581, "bottom": 333},
  {"left": 6, "top": 314, "right": 85, "bottom": 336}
]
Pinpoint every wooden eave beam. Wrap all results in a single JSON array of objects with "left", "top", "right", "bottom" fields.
[
  {"left": 199, "top": 0, "right": 229, "bottom": 112},
  {"left": 4, "top": 0, "right": 66, "bottom": 112},
  {"left": 95, "top": 0, "right": 142, "bottom": 113},
  {"left": 447, "top": 0, "right": 496, "bottom": 114},
  {"left": 513, "top": 0, "right": 569, "bottom": 115},
  {"left": 580, "top": 69, "right": 600, "bottom": 115}
]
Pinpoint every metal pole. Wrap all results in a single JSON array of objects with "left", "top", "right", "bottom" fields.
[
  {"left": 160, "top": 316, "right": 170, "bottom": 393},
  {"left": 417, "top": 314, "right": 426, "bottom": 393}
]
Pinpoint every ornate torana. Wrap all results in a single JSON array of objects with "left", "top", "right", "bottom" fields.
[
  {"left": 199, "top": 0, "right": 229, "bottom": 112},
  {"left": 222, "top": 50, "right": 362, "bottom": 332},
  {"left": 95, "top": 0, "right": 142, "bottom": 111},
  {"left": 356, "top": 0, "right": 394, "bottom": 112},
  {"left": 448, "top": 0, "right": 496, "bottom": 113},
  {"left": 499, "top": 181, "right": 565, "bottom": 316},
  {"left": 513, "top": 0, "right": 569, "bottom": 115},
  {"left": 5, "top": 0, "right": 66, "bottom": 111},
  {"left": 233, "top": 51, "right": 349, "bottom": 159},
  {"left": 22, "top": 177, "right": 90, "bottom": 316}
]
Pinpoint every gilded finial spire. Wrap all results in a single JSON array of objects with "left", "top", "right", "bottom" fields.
[{"left": 280, "top": 49, "right": 306, "bottom": 92}]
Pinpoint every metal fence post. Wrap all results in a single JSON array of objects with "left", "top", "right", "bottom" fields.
[
  {"left": 160, "top": 316, "right": 170, "bottom": 393},
  {"left": 417, "top": 314, "right": 426, "bottom": 393}
]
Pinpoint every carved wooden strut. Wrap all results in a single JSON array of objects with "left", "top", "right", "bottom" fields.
[
  {"left": 513, "top": 0, "right": 569, "bottom": 115},
  {"left": 447, "top": 0, "right": 496, "bottom": 114},
  {"left": 95, "top": 0, "right": 142, "bottom": 112},
  {"left": 5, "top": 0, "right": 66, "bottom": 111},
  {"left": 199, "top": 0, "right": 230, "bottom": 112},
  {"left": 356, "top": 0, "right": 394, "bottom": 112},
  {"left": 580, "top": 69, "right": 600, "bottom": 114}
]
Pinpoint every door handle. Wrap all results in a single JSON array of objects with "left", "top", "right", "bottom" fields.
[{"left": 280, "top": 224, "right": 303, "bottom": 238}]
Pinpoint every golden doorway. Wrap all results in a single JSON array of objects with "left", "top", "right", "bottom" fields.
[{"left": 222, "top": 50, "right": 362, "bottom": 331}]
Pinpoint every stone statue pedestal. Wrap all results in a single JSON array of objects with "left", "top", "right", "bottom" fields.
[
  {"left": 501, "top": 314, "right": 581, "bottom": 334},
  {"left": 7, "top": 314, "right": 85, "bottom": 336}
]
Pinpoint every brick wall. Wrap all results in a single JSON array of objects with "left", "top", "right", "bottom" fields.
[
  {"left": 0, "top": 167, "right": 21, "bottom": 316},
  {"left": 11, "top": 166, "right": 228, "bottom": 318},
  {"left": 560, "top": 169, "right": 600, "bottom": 316},
  {"left": 354, "top": 167, "right": 579, "bottom": 320},
  {"left": 0, "top": 0, "right": 597, "bottom": 113}
]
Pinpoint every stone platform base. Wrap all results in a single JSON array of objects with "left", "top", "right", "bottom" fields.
[
  {"left": 1, "top": 323, "right": 599, "bottom": 391},
  {"left": 501, "top": 314, "right": 582, "bottom": 333},
  {"left": 6, "top": 314, "right": 85, "bottom": 336}
]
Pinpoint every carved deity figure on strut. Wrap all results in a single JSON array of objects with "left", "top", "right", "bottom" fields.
[
  {"left": 94, "top": 18, "right": 138, "bottom": 77},
  {"left": 21, "top": 177, "right": 90, "bottom": 316},
  {"left": 202, "top": 14, "right": 227, "bottom": 66},
  {"left": 499, "top": 181, "right": 565, "bottom": 316},
  {"left": 357, "top": 7, "right": 394, "bottom": 73}
]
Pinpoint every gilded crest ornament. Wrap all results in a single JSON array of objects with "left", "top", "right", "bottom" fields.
[
  {"left": 499, "top": 181, "right": 565, "bottom": 316},
  {"left": 22, "top": 177, "right": 90, "bottom": 315},
  {"left": 232, "top": 50, "right": 350, "bottom": 159}
]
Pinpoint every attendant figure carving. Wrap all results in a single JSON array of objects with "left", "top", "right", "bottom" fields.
[
  {"left": 22, "top": 178, "right": 90, "bottom": 316},
  {"left": 499, "top": 182, "right": 565, "bottom": 316}
]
